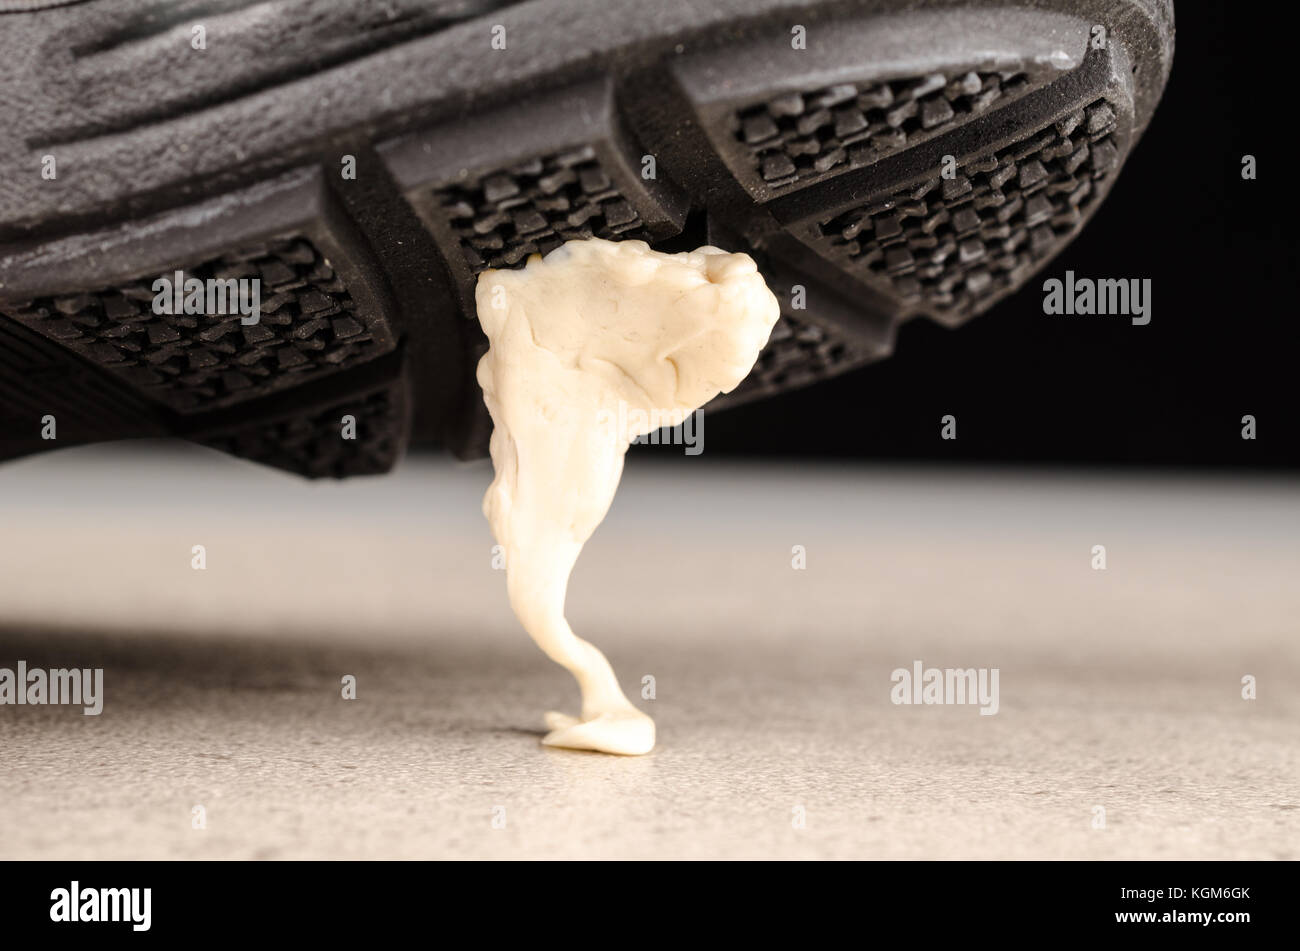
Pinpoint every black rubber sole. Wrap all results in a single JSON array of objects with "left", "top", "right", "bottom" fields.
[{"left": 0, "top": 0, "right": 1173, "bottom": 476}]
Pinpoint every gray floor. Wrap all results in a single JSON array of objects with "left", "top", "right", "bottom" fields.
[{"left": 0, "top": 443, "right": 1296, "bottom": 859}]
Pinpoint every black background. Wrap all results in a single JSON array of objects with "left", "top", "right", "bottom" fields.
[
  {"left": 1, "top": 859, "right": 1278, "bottom": 938},
  {"left": 698, "top": 4, "right": 1296, "bottom": 469}
]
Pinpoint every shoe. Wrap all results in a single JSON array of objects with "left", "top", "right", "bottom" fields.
[{"left": 0, "top": 0, "right": 1173, "bottom": 476}]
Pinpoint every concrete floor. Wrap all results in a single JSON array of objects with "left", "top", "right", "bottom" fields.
[{"left": 0, "top": 443, "right": 1296, "bottom": 859}]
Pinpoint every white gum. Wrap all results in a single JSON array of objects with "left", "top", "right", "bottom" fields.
[{"left": 474, "top": 238, "right": 779, "bottom": 755}]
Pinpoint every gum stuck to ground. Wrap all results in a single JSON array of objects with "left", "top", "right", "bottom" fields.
[{"left": 474, "top": 238, "right": 779, "bottom": 755}]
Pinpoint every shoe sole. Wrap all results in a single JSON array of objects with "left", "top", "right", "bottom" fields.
[{"left": 0, "top": 0, "right": 1173, "bottom": 475}]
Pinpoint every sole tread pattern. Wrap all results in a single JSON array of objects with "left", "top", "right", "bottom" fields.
[
  {"left": 736, "top": 67, "right": 1039, "bottom": 192},
  {"left": 0, "top": 235, "right": 385, "bottom": 413},
  {"left": 439, "top": 145, "right": 658, "bottom": 272},
  {"left": 0, "top": 0, "right": 1172, "bottom": 473},
  {"left": 198, "top": 380, "right": 408, "bottom": 478},
  {"left": 809, "top": 98, "right": 1121, "bottom": 319}
]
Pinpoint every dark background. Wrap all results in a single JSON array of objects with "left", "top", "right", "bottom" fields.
[{"left": 696, "top": 4, "right": 1296, "bottom": 469}]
